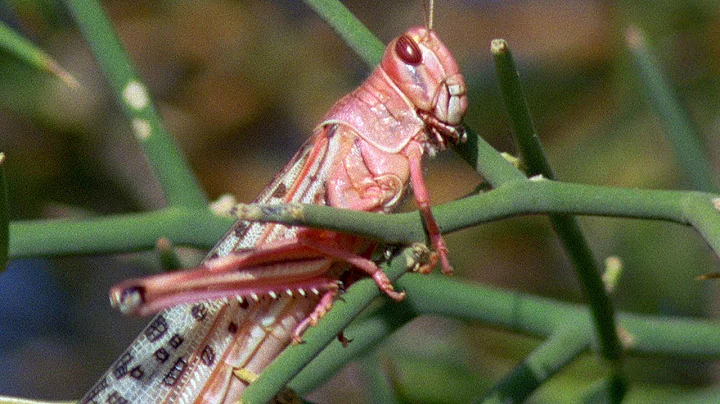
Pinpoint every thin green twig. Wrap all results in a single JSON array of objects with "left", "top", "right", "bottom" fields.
[
  {"left": 0, "top": 21, "right": 78, "bottom": 87},
  {"left": 155, "top": 237, "right": 183, "bottom": 271},
  {"left": 582, "top": 374, "right": 628, "bottom": 404},
  {"left": 491, "top": 39, "right": 555, "bottom": 180},
  {"left": 479, "top": 326, "right": 589, "bottom": 403},
  {"left": 290, "top": 297, "right": 417, "bottom": 394},
  {"left": 492, "top": 38, "right": 623, "bottom": 370},
  {"left": 549, "top": 215, "right": 623, "bottom": 362},
  {"left": 62, "top": 0, "right": 207, "bottom": 208},
  {"left": 626, "top": 27, "right": 717, "bottom": 193}
]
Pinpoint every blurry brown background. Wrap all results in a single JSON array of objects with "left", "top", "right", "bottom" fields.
[{"left": 1, "top": 0, "right": 720, "bottom": 402}]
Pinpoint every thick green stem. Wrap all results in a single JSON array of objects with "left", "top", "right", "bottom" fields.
[
  {"left": 455, "top": 125, "right": 527, "bottom": 186},
  {"left": 548, "top": 215, "right": 623, "bottom": 361},
  {"left": 9, "top": 208, "right": 233, "bottom": 258},
  {"left": 229, "top": 181, "right": 720, "bottom": 260}
]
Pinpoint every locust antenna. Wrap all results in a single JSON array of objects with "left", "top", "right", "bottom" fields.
[{"left": 424, "top": 0, "right": 435, "bottom": 31}]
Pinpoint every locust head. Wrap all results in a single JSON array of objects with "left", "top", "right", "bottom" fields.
[{"left": 382, "top": 27, "right": 468, "bottom": 149}]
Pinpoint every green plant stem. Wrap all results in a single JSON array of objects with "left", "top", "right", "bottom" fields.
[
  {"left": 626, "top": 27, "right": 717, "bottom": 192},
  {"left": 230, "top": 180, "right": 720, "bottom": 260},
  {"left": 550, "top": 215, "right": 622, "bottom": 362},
  {"left": 582, "top": 374, "right": 628, "bottom": 404},
  {"left": 279, "top": 274, "right": 720, "bottom": 400},
  {"left": 0, "top": 153, "right": 7, "bottom": 271},
  {"left": 361, "top": 351, "right": 401, "bottom": 404},
  {"left": 480, "top": 326, "right": 589, "bottom": 403},
  {"left": 290, "top": 298, "right": 417, "bottom": 395},
  {"left": 308, "top": 276, "right": 720, "bottom": 388},
  {"left": 8, "top": 208, "right": 233, "bottom": 258},
  {"left": 455, "top": 125, "right": 527, "bottom": 186},
  {"left": 493, "top": 39, "right": 623, "bottom": 371},
  {"left": 155, "top": 237, "right": 183, "bottom": 271},
  {"left": 0, "top": 21, "right": 78, "bottom": 87},
  {"left": 413, "top": 273, "right": 720, "bottom": 355},
  {"left": 63, "top": 0, "right": 207, "bottom": 208},
  {"left": 240, "top": 245, "right": 431, "bottom": 404},
  {"left": 407, "top": 273, "right": 720, "bottom": 357},
  {"left": 491, "top": 39, "right": 555, "bottom": 180}
]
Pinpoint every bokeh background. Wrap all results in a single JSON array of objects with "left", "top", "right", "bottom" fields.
[{"left": 2, "top": 0, "right": 720, "bottom": 402}]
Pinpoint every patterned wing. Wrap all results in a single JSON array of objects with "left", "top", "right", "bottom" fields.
[{"left": 80, "top": 125, "right": 348, "bottom": 403}]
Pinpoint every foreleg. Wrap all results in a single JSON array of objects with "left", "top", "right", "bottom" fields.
[{"left": 405, "top": 141, "right": 453, "bottom": 275}]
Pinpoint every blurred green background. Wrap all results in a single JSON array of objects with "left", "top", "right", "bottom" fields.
[{"left": 1, "top": 0, "right": 720, "bottom": 402}]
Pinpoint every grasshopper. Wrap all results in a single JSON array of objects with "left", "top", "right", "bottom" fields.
[{"left": 80, "top": 7, "right": 467, "bottom": 404}]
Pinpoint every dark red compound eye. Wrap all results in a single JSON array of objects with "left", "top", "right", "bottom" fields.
[{"left": 395, "top": 35, "right": 422, "bottom": 65}]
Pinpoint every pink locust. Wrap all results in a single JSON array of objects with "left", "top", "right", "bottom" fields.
[{"left": 80, "top": 25, "right": 467, "bottom": 403}]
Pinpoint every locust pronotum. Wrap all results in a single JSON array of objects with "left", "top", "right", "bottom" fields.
[{"left": 80, "top": 2, "right": 468, "bottom": 402}]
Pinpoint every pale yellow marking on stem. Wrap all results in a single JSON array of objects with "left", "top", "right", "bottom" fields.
[
  {"left": 210, "top": 194, "right": 239, "bottom": 216},
  {"left": 500, "top": 152, "right": 522, "bottom": 169},
  {"left": 617, "top": 326, "right": 636, "bottom": 349},
  {"left": 712, "top": 198, "right": 720, "bottom": 212},
  {"left": 407, "top": 243, "right": 434, "bottom": 273},
  {"left": 132, "top": 118, "right": 152, "bottom": 141},
  {"left": 286, "top": 204, "right": 304, "bottom": 218},
  {"left": 602, "top": 256, "right": 623, "bottom": 293},
  {"left": 123, "top": 80, "right": 150, "bottom": 110},
  {"left": 156, "top": 237, "right": 173, "bottom": 253},
  {"left": 231, "top": 203, "right": 261, "bottom": 220},
  {"left": 625, "top": 26, "right": 645, "bottom": 50}
]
